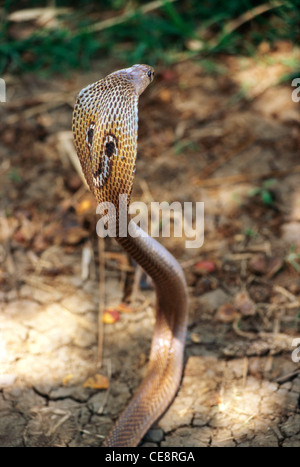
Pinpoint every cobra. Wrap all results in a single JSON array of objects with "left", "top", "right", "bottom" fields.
[{"left": 72, "top": 64, "right": 188, "bottom": 447}]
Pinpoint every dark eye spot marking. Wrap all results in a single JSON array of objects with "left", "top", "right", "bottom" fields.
[
  {"left": 106, "top": 141, "right": 115, "bottom": 158},
  {"left": 86, "top": 122, "right": 95, "bottom": 150},
  {"left": 87, "top": 128, "right": 94, "bottom": 146},
  {"left": 92, "top": 134, "right": 118, "bottom": 188}
]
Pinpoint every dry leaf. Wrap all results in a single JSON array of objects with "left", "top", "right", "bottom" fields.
[
  {"left": 248, "top": 254, "right": 268, "bottom": 275},
  {"left": 158, "top": 89, "right": 172, "bottom": 103},
  {"left": 102, "top": 308, "right": 120, "bottom": 324},
  {"left": 191, "top": 332, "right": 202, "bottom": 343},
  {"left": 215, "top": 303, "right": 239, "bottom": 323},
  {"left": 83, "top": 374, "right": 109, "bottom": 390},
  {"left": 234, "top": 291, "right": 256, "bottom": 316},
  {"left": 64, "top": 226, "right": 89, "bottom": 245},
  {"left": 62, "top": 373, "right": 74, "bottom": 386},
  {"left": 266, "top": 257, "right": 284, "bottom": 278},
  {"left": 116, "top": 303, "right": 134, "bottom": 313},
  {"left": 194, "top": 261, "right": 216, "bottom": 274},
  {"left": 76, "top": 198, "right": 94, "bottom": 215}
]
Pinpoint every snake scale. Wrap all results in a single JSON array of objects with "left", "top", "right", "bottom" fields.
[{"left": 72, "top": 65, "right": 188, "bottom": 447}]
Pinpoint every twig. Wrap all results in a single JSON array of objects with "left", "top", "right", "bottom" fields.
[
  {"left": 57, "top": 131, "right": 89, "bottom": 189},
  {"left": 8, "top": 7, "right": 72, "bottom": 22},
  {"left": 73, "top": 0, "right": 178, "bottom": 37},
  {"left": 224, "top": 253, "right": 254, "bottom": 261},
  {"left": 23, "top": 276, "right": 58, "bottom": 294},
  {"left": 98, "top": 359, "right": 112, "bottom": 415},
  {"left": 274, "top": 285, "right": 299, "bottom": 303},
  {"left": 46, "top": 411, "right": 71, "bottom": 436},
  {"left": 139, "top": 179, "right": 154, "bottom": 203},
  {"left": 200, "top": 137, "right": 254, "bottom": 179},
  {"left": 242, "top": 357, "right": 248, "bottom": 388},
  {"left": 275, "top": 369, "right": 300, "bottom": 384},
  {"left": 130, "top": 265, "right": 144, "bottom": 304},
  {"left": 0, "top": 217, "right": 16, "bottom": 278},
  {"left": 97, "top": 236, "right": 105, "bottom": 370},
  {"left": 178, "top": 1, "right": 284, "bottom": 63},
  {"left": 223, "top": 1, "right": 284, "bottom": 37},
  {"left": 6, "top": 98, "right": 74, "bottom": 125},
  {"left": 81, "top": 241, "right": 93, "bottom": 282},
  {"left": 193, "top": 165, "right": 300, "bottom": 187},
  {"left": 286, "top": 302, "right": 300, "bottom": 309},
  {"left": 104, "top": 251, "right": 132, "bottom": 271},
  {"left": 5, "top": 92, "right": 73, "bottom": 110},
  {"left": 233, "top": 318, "right": 256, "bottom": 340}
]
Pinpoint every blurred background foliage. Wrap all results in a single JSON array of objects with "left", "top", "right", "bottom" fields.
[{"left": 0, "top": 0, "right": 299, "bottom": 76}]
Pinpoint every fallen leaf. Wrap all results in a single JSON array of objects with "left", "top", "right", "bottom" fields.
[
  {"left": 64, "top": 226, "right": 89, "bottom": 245},
  {"left": 83, "top": 374, "right": 109, "bottom": 390},
  {"left": 76, "top": 198, "right": 94, "bottom": 215},
  {"left": 191, "top": 332, "right": 202, "bottom": 343},
  {"left": 62, "top": 374, "right": 74, "bottom": 386},
  {"left": 248, "top": 254, "right": 268, "bottom": 275},
  {"left": 102, "top": 308, "right": 120, "bottom": 324},
  {"left": 249, "top": 284, "right": 272, "bottom": 303},
  {"left": 248, "top": 254, "right": 283, "bottom": 278},
  {"left": 266, "top": 257, "right": 284, "bottom": 278},
  {"left": 234, "top": 291, "right": 256, "bottom": 316},
  {"left": 116, "top": 303, "right": 134, "bottom": 313},
  {"left": 158, "top": 88, "right": 172, "bottom": 103},
  {"left": 13, "top": 216, "right": 37, "bottom": 245},
  {"left": 194, "top": 261, "right": 216, "bottom": 274},
  {"left": 215, "top": 303, "right": 239, "bottom": 323}
]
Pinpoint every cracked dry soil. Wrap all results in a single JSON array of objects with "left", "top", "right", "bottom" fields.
[{"left": 0, "top": 57, "right": 300, "bottom": 446}]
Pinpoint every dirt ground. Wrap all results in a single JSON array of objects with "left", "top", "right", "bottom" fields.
[{"left": 0, "top": 48, "right": 300, "bottom": 447}]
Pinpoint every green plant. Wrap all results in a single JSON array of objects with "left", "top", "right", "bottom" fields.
[
  {"left": 244, "top": 227, "right": 258, "bottom": 238},
  {"left": 173, "top": 140, "right": 198, "bottom": 155},
  {"left": 0, "top": 0, "right": 299, "bottom": 76},
  {"left": 8, "top": 168, "right": 22, "bottom": 183},
  {"left": 285, "top": 245, "right": 300, "bottom": 274},
  {"left": 249, "top": 179, "right": 277, "bottom": 206}
]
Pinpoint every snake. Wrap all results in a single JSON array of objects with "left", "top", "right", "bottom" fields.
[{"left": 72, "top": 64, "right": 188, "bottom": 447}]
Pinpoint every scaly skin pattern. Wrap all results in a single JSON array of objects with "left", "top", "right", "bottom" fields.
[{"left": 72, "top": 65, "right": 188, "bottom": 447}]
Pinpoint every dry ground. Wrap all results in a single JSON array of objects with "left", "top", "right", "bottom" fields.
[{"left": 0, "top": 48, "right": 300, "bottom": 447}]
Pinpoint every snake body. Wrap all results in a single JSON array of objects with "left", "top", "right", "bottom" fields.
[{"left": 72, "top": 65, "right": 188, "bottom": 447}]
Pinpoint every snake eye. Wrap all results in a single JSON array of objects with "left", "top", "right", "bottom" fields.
[{"left": 147, "top": 70, "right": 153, "bottom": 80}]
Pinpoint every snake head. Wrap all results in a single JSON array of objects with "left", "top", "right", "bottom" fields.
[
  {"left": 72, "top": 64, "right": 154, "bottom": 210},
  {"left": 109, "top": 64, "right": 155, "bottom": 96}
]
